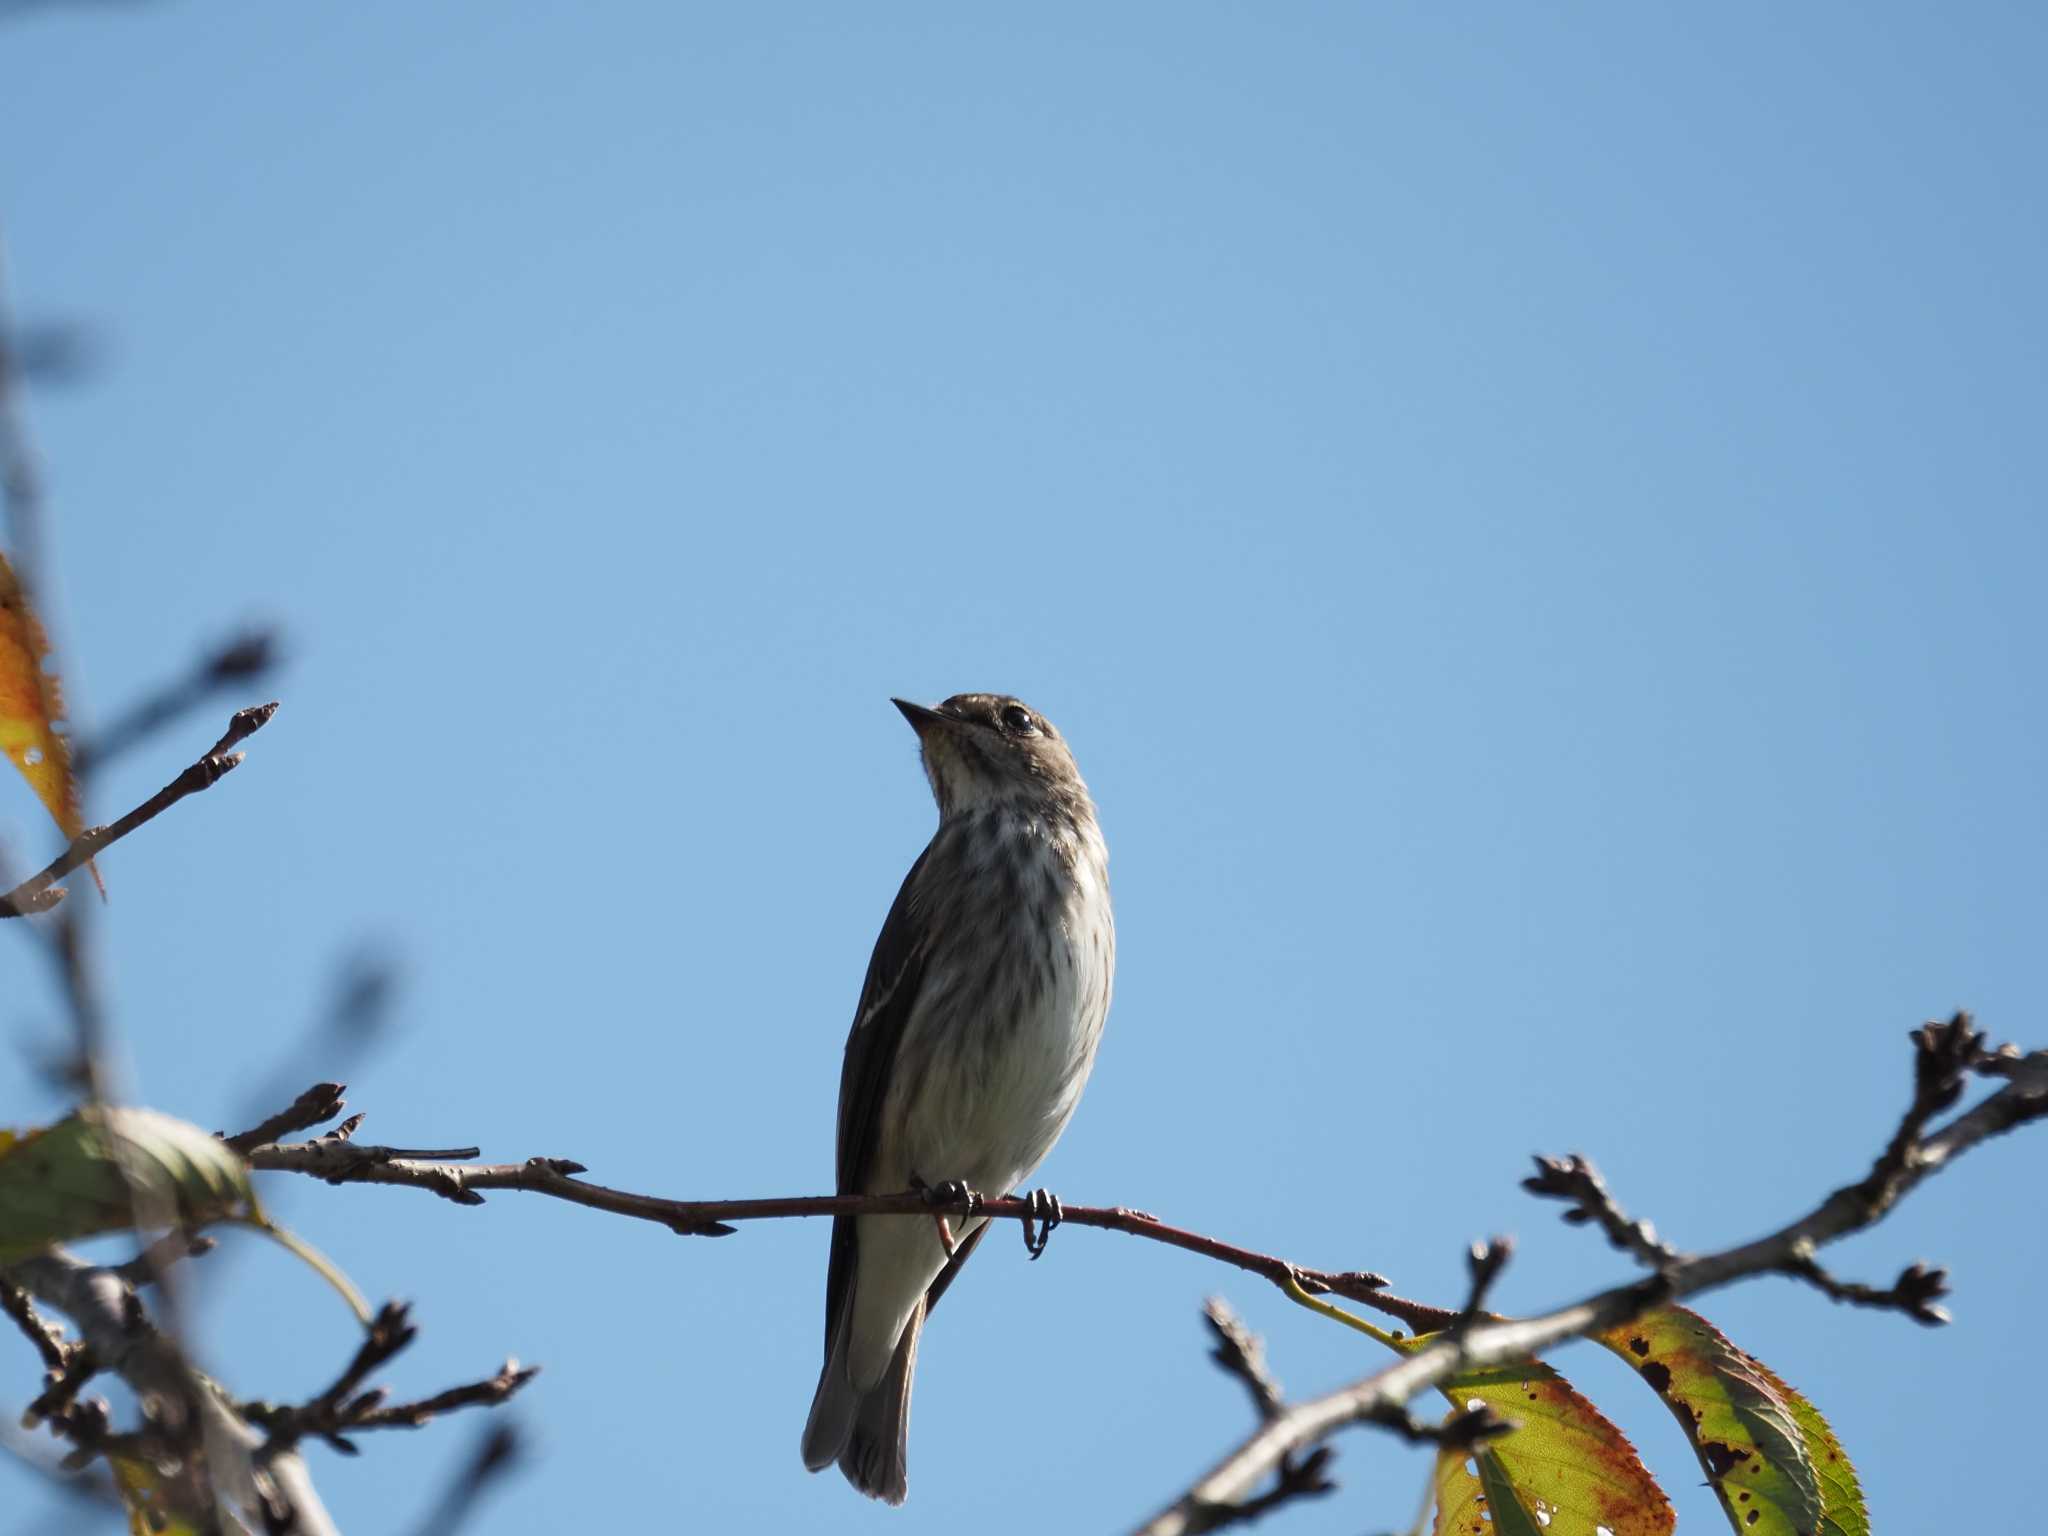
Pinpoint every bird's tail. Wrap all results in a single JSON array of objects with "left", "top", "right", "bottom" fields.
[{"left": 801, "top": 1297, "right": 923, "bottom": 1505}]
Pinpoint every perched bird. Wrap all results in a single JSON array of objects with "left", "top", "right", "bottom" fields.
[{"left": 801, "top": 693, "right": 1116, "bottom": 1504}]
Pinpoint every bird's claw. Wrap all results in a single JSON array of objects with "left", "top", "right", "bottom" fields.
[
  {"left": 1019, "top": 1187, "right": 1064, "bottom": 1261},
  {"left": 915, "top": 1176, "right": 983, "bottom": 1213},
  {"left": 912, "top": 1177, "right": 982, "bottom": 1258}
]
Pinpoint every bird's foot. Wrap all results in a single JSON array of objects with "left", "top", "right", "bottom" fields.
[
  {"left": 911, "top": 1177, "right": 982, "bottom": 1259},
  {"left": 1018, "top": 1187, "right": 1064, "bottom": 1261}
]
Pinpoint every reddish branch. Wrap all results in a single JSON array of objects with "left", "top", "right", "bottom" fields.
[{"left": 239, "top": 1097, "right": 1395, "bottom": 1309}]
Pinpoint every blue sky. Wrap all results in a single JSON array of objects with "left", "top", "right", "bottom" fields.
[{"left": 3, "top": 3, "right": 2043, "bottom": 1531}]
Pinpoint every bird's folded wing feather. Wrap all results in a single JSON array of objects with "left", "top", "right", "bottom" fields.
[{"left": 824, "top": 846, "right": 934, "bottom": 1350}]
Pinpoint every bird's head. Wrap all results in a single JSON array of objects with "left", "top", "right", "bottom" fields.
[{"left": 891, "top": 694, "right": 1091, "bottom": 820}]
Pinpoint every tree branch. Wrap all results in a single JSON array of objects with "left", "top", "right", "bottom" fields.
[
  {"left": 0, "top": 702, "right": 279, "bottom": 918},
  {"left": 71, "top": 627, "right": 280, "bottom": 777},
  {"left": 0, "top": 1273, "right": 70, "bottom": 1373},
  {"left": 1520, "top": 1155, "right": 1679, "bottom": 1267},
  {"left": 1129, "top": 1017, "right": 2048, "bottom": 1536},
  {"left": 243, "top": 1123, "right": 1396, "bottom": 1308},
  {"left": 239, "top": 1300, "right": 538, "bottom": 1459},
  {"left": 3, "top": 1255, "right": 342, "bottom": 1533},
  {"left": 220, "top": 1080, "right": 348, "bottom": 1155},
  {"left": 1203, "top": 1298, "right": 1285, "bottom": 1423}
]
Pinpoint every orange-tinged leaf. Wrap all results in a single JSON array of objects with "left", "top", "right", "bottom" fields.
[
  {"left": 1419, "top": 1341, "right": 1674, "bottom": 1536},
  {"left": 1596, "top": 1306, "right": 1868, "bottom": 1536},
  {"left": 0, "top": 550, "right": 82, "bottom": 841}
]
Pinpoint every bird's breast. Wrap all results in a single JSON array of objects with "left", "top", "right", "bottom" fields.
[{"left": 878, "top": 815, "right": 1114, "bottom": 1195}]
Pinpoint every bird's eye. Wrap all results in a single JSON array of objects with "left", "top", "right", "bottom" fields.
[{"left": 1000, "top": 704, "right": 1036, "bottom": 734}]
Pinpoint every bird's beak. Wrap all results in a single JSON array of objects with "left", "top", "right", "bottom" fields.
[{"left": 892, "top": 698, "right": 952, "bottom": 736}]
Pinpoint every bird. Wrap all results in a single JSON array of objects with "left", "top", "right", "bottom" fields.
[{"left": 800, "top": 693, "right": 1116, "bottom": 1504}]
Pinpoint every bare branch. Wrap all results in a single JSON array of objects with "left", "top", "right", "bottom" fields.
[
  {"left": 2, "top": 1250, "right": 221, "bottom": 1526},
  {"left": 244, "top": 1125, "right": 1395, "bottom": 1307},
  {"left": 1175, "top": 1445, "right": 1337, "bottom": 1536},
  {"left": 23, "top": 1346, "right": 99, "bottom": 1429},
  {"left": 240, "top": 1300, "right": 538, "bottom": 1459},
  {"left": 0, "top": 702, "right": 280, "bottom": 918},
  {"left": 352, "top": 1360, "right": 538, "bottom": 1433},
  {"left": 72, "top": 627, "right": 281, "bottom": 776},
  {"left": 1778, "top": 1244, "right": 1952, "bottom": 1325},
  {"left": 1450, "top": 1236, "right": 1514, "bottom": 1335},
  {"left": 1521, "top": 1155, "right": 1680, "bottom": 1267},
  {"left": 1203, "top": 1298, "right": 1284, "bottom": 1423},
  {"left": 220, "top": 1080, "right": 349, "bottom": 1154},
  {"left": 1, "top": 1275, "right": 71, "bottom": 1375}
]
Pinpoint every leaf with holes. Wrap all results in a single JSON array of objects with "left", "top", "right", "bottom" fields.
[
  {"left": 0, "top": 1107, "right": 257, "bottom": 1258},
  {"left": 1596, "top": 1306, "right": 1867, "bottom": 1536},
  {"left": 1428, "top": 1348, "right": 1673, "bottom": 1536},
  {"left": 0, "top": 552, "right": 86, "bottom": 849}
]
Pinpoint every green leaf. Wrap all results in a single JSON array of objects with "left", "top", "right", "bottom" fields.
[
  {"left": 1596, "top": 1306, "right": 1868, "bottom": 1536},
  {"left": 0, "top": 1107, "right": 256, "bottom": 1258},
  {"left": 1429, "top": 1349, "right": 1674, "bottom": 1536}
]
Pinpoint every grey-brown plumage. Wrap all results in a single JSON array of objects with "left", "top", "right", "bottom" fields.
[{"left": 800, "top": 693, "right": 1115, "bottom": 1504}]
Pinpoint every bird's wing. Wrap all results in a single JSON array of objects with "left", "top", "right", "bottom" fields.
[{"left": 823, "top": 845, "right": 933, "bottom": 1352}]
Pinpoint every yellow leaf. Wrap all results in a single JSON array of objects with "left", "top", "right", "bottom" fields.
[
  {"left": 1430, "top": 1351, "right": 1673, "bottom": 1536},
  {"left": 0, "top": 552, "right": 98, "bottom": 894},
  {"left": 0, "top": 551, "right": 81, "bottom": 838}
]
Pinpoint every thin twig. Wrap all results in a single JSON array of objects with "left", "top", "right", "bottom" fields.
[
  {"left": 0, "top": 702, "right": 279, "bottom": 918},
  {"left": 1778, "top": 1244, "right": 1951, "bottom": 1325},
  {"left": 1203, "top": 1298, "right": 1284, "bottom": 1422},
  {"left": 240, "top": 1299, "right": 538, "bottom": 1459},
  {"left": 72, "top": 627, "right": 279, "bottom": 776},
  {"left": 1450, "top": 1236, "right": 1513, "bottom": 1335},
  {"left": 22, "top": 1346, "right": 98, "bottom": 1428},
  {"left": 220, "top": 1080, "right": 348, "bottom": 1154},
  {"left": 1520, "top": 1156, "right": 1679, "bottom": 1267},
  {"left": 243, "top": 1129, "right": 1396, "bottom": 1307},
  {"left": 0, "top": 1276, "right": 70, "bottom": 1372}
]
